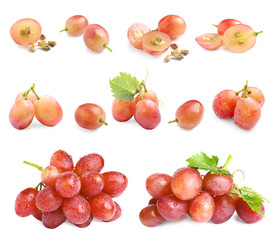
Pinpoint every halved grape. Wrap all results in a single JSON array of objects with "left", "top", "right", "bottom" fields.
[
  {"left": 142, "top": 31, "right": 170, "bottom": 56},
  {"left": 127, "top": 23, "right": 150, "bottom": 49},
  {"left": 195, "top": 33, "right": 223, "bottom": 50}
]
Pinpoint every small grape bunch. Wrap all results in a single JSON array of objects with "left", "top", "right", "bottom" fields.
[
  {"left": 213, "top": 80, "right": 264, "bottom": 130},
  {"left": 139, "top": 152, "right": 268, "bottom": 227},
  {"left": 15, "top": 150, "right": 128, "bottom": 229},
  {"left": 109, "top": 71, "right": 161, "bottom": 130},
  {"left": 195, "top": 18, "right": 262, "bottom": 52},
  {"left": 9, "top": 84, "right": 63, "bottom": 130}
]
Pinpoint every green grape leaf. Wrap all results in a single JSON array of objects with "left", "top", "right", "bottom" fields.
[{"left": 110, "top": 72, "right": 141, "bottom": 102}]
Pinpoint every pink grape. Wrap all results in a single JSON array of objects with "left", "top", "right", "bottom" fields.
[
  {"left": 42, "top": 208, "right": 66, "bottom": 229},
  {"left": 41, "top": 165, "right": 60, "bottom": 186},
  {"left": 74, "top": 215, "right": 93, "bottom": 228},
  {"left": 74, "top": 153, "right": 104, "bottom": 176},
  {"left": 195, "top": 33, "right": 223, "bottom": 50},
  {"left": 216, "top": 19, "right": 242, "bottom": 35},
  {"left": 236, "top": 198, "right": 264, "bottom": 223},
  {"left": 241, "top": 87, "right": 265, "bottom": 107},
  {"left": 80, "top": 171, "right": 104, "bottom": 198},
  {"left": 158, "top": 15, "right": 186, "bottom": 40},
  {"left": 50, "top": 149, "right": 74, "bottom": 173},
  {"left": 112, "top": 98, "right": 135, "bottom": 122},
  {"left": 139, "top": 204, "right": 165, "bottom": 227},
  {"left": 61, "top": 15, "right": 88, "bottom": 36},
  {"left": 102, "top": 171, "right": 128, "bottom": 198},
  {"left": 55, "top": 172, "right": 81, "bottom": 198},
  {"left": 36, "top": 186, "right": 63, "bottom": 212},
  {"left": 103, "top": 202, "right": 122, "bottom": 222},
  {"left": 127, "top": 23, "right": 150, "bottom": 49}
]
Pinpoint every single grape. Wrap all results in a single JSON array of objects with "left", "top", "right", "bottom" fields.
[
  {"left": 9, "top": 99, "right": 34, "bottom": 130},
  {"left": 215, "top": 19, "right": 242, "bottom": 35},
  {"left": 148, "top": 198, "right": 158, "bottom": 205},
  {"left": 171, "top": 167, "right": 202, "bottom": 201},
  {"left": 134, "top": 99, "right": 161, "bottom": 130},
  {"left": 74, "top": 215, "right": 93, "bottom": 228},
  {"left": 10, "top": 18, "right": 41, "bottom": 46},
  {"left": 102, "top": 171, "right": 128, "bottom": 197},
  {"left": 169, "top": 100, "right": 204, "bottom": 130},
  {"left": 74, "top": 153, "right": 104, "bottom": 176},
  {"left": 103, "top": 202, "right": 122, "bottom": 222},
  {"left": 223, "top": 24, "right": 262, "bottom": 53},
  {"left": 34, "top": 95, "right": 63, "bottom": 127},
  {"left": 158, "top": 15, "right": 186, "bottom": 40},
  {"left": 211, "top": 194, "right": 236, "bottom": 224},
  {"left": 35, "top": 186, "right": 63, "bottom": 212},
  {"left": 189, "top": 191, "right": 215, "bottom": 223},
  {"left": 236, "top": 198, "right": 264, "bottom": 223},
  {"left": 15, "top": 187, "right": 39, "bottom": 217},
  {"left": 157, "top": 194, "right": 189, "bottom": 221},
  {"left": 203, "top": 171, "right": 234, "bottom": 196},
  {"left": 241, "top": 87, "right": 265, "bottom": 107},
  {"left": 134, "top": 90, "right": 159, "bottom": 107},
  {"left": 112, "top": 99, "right": 135, "bottom": 122},
  {"left": 75, "top": 103, "right": 107, "bottom": 130},
  {"left": 80, "top": 171, "right": 104, "bottom": 198},
  {"left": 83, "top": 24, "right": 112, "bottom": 52},
  {"left": 42, "top": 208, "right": 66, "bottom": 229},
  {"left": 60, "top": 15, "right": 88, "bottom": 36},
  {"left": 41, "top": 165, "right": 60, "bottom": 186},
  {"left": 62, "top": 194, "right": 91, "bottom": 224},
  {"left": 55, "top": 172, "right": 81, "bottom": 198},
  {"left": 50, "top": 150, "right": 74, "bottom": 173},
  {"left": 195, "top": 33, "right": 223, "bottom": 50},
  {"left": 15, "top": 91, "right": 37, "bottom": 104},
  {"left": 32, "top": 208, "right": 42, "bottom": 221},
  {"left": 88, "top": 192, "right": 116, "bottom": 221},
  {"left": 146, "top": 173, "right": 173, "bottom": 199},
  {"left": 213, "top": 89, "right": 241, "bottom": 119},
  {"left": 127, "top": 23, "right": 150, "bottom": 49},
  {"left": 142, "top": 31, "right": 171, "bottom": 56},
  {"left": 139, "top": 204, "right": 165, "bottom": 227}
]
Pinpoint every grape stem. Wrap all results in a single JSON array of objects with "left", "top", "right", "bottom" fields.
[
  {"left": 168, "top": 119, "right": 178, "bottom": 124},
  {"left": 255, "top": 31, "right": 263, "bottom": 36},
  {"left": 23, "top": 84, "right": 35, "bottom": 100},
  {"left": 243, "top": 80, "right": 249, "bottom": 98},
  {"left": 221, "top": 154, "right": 233, "bottom": 170},
  {"left": 59, "top": 28, "right": 68, "bottom": 32},
  {"left": 99, "top": 118, "right": 108, "bottom": 125},
  {"left": 103, "top": 44, "right": 112, "bottom": 52},
  {"left": 23, "top": 160, "right": 43, "bottom": 171},
  {"left": 31, "top": 84, "right": 40, "bottom": 100},
  {"left": 212, "top": 24, "right": 218, "bottom": 28}
]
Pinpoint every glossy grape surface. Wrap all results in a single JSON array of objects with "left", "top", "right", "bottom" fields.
[
  {"left": 55, "top": 172, "right": 81, "bottom": 198},
  {"left": 236, "top": 198, "right": 264, "bottom": 223},
  {"left": 74, "top": 153, "right": 104, "bottom": 176},
  {"left": 80, "top": 171, "right": 104, "bottom": 198},
  {"left": 158, "top": 15, "right": 186, "bottom": 40},
  {"left": 15, "top": 188, "right": 38, "bottom": 217},
  {"left": 146, "top": 173, "right": 173, "bottom": 199},
  {"left": 41, "top": 165, "right": 60, "bottom": 186},
  {"left": 216, "top": 19, "right": 242, "bottom": 35},
  {"left": 103, "top": 202, "right": 122, "bottom": 222},
  {"left": 112, "top": 99, "right": 135, "bottom": 122},
  {"left": 50, "top": 150, "right": 74, "bottom": 173},
  {"left": 139, "top": 204, "right": 165, "bottom": 227},
  {"left": 63, "top": 15, "right": 88, "bottom": 36},
  {"left": 134, "top": 90, "right": 159, "bottom": 107},
  {"left": 102, "top": 171, "right": 128, "bottom": 197},
  {"left": 42, "top": 208, "right": 66, "bottom": 229},
  {"left": 241, "top": 87, "right": 265, "bottom": 107}
]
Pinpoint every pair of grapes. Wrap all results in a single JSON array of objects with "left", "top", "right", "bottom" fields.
[
  {"left": 60, "top": 15, "right": 112, "bottom": 52},
  {"left": 15, "top": 150, "right": 128, "bottom": 229},
  {"left": 9, "top": 84, "right": 62, "bottom": 130},
  {"left": 127, "top": 15, "right": 186, "bottom": 56},
  {"left": 196, "top": 18, "right": 262, "bottom": 52},
  {"left": 213, "top": 81, "right": 264, "bottom": 130}
]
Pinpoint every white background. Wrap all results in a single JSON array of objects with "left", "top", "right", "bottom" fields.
[{"left": 0, "top": 0, "right": 275, "bottom": 239}]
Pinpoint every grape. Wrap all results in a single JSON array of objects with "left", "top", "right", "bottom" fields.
[
  {"left": 158, "top": 15, "right": 186, "bottom": 40},
  {"left": 50, "top": 150, "right": 74, "bottom": 173},
  {"left": 60, "top": 15, "right": 88, "bottom": 36},
  {"left": 211, "top": 194, "right": 236, "bottom": 224},
  {"left": 42, "top": 208, "right": 66, "bottom": 229},
  {"left": 195, "top": 33, "right": 223, "bottom": 50},
  {"left": 88, "top": 192, "right": 116, "bottom": 221},
  {"left": 213, "top": 90, "right": 241, "bottom": 119},
  {"left": 75, "top": 215, "right": 93, "bottom": 228},
  {"left": 233, "top": 97, "right": 261, "bottom": 130},
  {"left": 74, "top": 153, "right": 104, "bottom": 176},
  {"left": 10, "top": 18, "right": 41, "bottom": 46},
  {"left": 103, "top": 202, "right": 122, "bottom": 222},
  {"left": 169, "top": 100, "right": 204, "bottom": 130},
  {"left": 236, "top": 198, "right": 264, "bottom": 223},
  {"left": 55, "top": 172, "right": 81, "bottom": 198},
  {"left": 80, "top": 171, "right": 104, "bottom": 198},
  {"left": 102, "top": 171, "right": 128, "bottom": 197},
  {"left": 223, "top": 24, "right": 262, "bottom": 53},
  {"left": 203, "top": 171, "right": 234, "bottom": 196},
  {"left": 62, "top": 194, "right": 91, "bottom": 224},
  {"left": 32, "top": 208, "right": 42, "bottom": 221},
  {"left": 41, "top": 165, "right": 60, "bottom": 186},
  {"left": 139, "top": 204, "right": 165, "bottom": 227},
  {"left": 15, "top": 91, "right": 37, "bottom": 104},
  {"left": 34, "top": 95, "right": 63, "bottom": 127},
  {"left": 36, "top": 186, "right": 63, "bottom": 212},
  {"left": 83, "top": 24, "right": 112, "bottom": 52},
  {"left": 15, "top": 188, "right": 38, "bottom": 217},
  {"left": 188, "top": 191, "right": 215, "bottom": 223},
  {"left": 146, "top": 173, "right": 172, "bottom": 199},
  {"left": 241, "top": 87, "right": 265, "bottom": 107},
  {"left": 216, "top": 19, "right": 242, "bottom": 35},
  {"left": 75, "top": 103, "right": 107, "bottom": 130},
  {"left": 148, "top": 198, "right": 158, "bottom": 205},
  {"left": 112, "top": 99, "right": 135, "bottom": 122},
  {"left": 157, "top": 194, "right": 189, "bottom": 221},
  {"left": 142, "top": 31, "right": 171, "bottom": 56},
  {"left": 134, "top": 99, "right": 161, "bottom": 130},
  {"left": 171, "top": 167, "right": 202, "bottom": 201},
  {"left": 9, "top": 99, "right": 34, "bottom": 130},
  {"left": 134, "top": 90, "right": 159, "bottom": 107},
  {"left": 127, "top": 23, "right": 150, "bottom": 49}
]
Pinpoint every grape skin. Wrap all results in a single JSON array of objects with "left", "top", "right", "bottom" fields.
[
  {"left": 15, "top": 188, "right": 39, "bottom": 217},
  {"left": 74, "top": 153, "right": 104, "bottom": 176},
  {"left": 139, "top": 204, "right": 165, "bottom": 227},
  {"left": 42, "top": 208, "right": 66, "bottom": 229},
  {"left": 158, "top": 15, "right": 186, "bottom": 40},
  {"left": 127, "top": 23, "right": 150, "bottom": 49},
  {"left": 55, "top": 172, "right": 81, "bottom": 198},
  {"left": 216, "top": 19, "right": 242, "bottom": 35},
  {"left": 236, "top": 198, "right": 264, "bottom": 223},
  {"left": 41, "top": 165, "right": 60, "bottom": 186},
  {"left": 103, "top": 202, "right": 122, "bottom": 222},
  {"left": 64, "top": 15, "right": 88, "bottom": 36},
  {"left": 102, "top": 171, "right": 128, "bottom": 197},
  {"left": 112, "top": 99, "right": 135, "bottom": 122},
  {"left": 241, "top": 87, "right": 265, "bottom": 107},
  {"left": 50, "top": 150, "right": 74, "bottom": 173},
  {"left": 80, "top": 171, "right": 104, "bottom": 198}
]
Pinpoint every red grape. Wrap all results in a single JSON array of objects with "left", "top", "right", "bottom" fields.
[
  {"left": 42, "top": 208, "right": 66, "bottom": 229},
  {"left": 80, "top": 171, "right": 104, "bottom": 198},
  {"left": 74, "top": 215, "right": 93, "bottom": 228},
  {"left": 216, "top": 19, "right": 242, "bottom": 35},
  {"left": 189, "top": 191, "right": 215, "bottom": 223},
  {"left": 134, "top": 99, "right": 161, "bottom": 130},
  {"left": 112, "top": 99, "right": 135, "bottom": 122},
  {"left": 15, "top": 91, "right": 37, "bottom": 104},
  {"left": 195, "top": 33, "right": 223, "bottom": 50},
  {"left": 157, "top": 194, "right": 189, "bottom": 221},
  {"left": 60, "top": 15, "right": 88, "bottom": 36},
  {"left": 139, "top": 204, "right": 165, "bottom": 227},
  {"left": 134, "top": 90, "right": 159, "bottom": 107},
  {"left": 127, "top": 23, "right": 150, "bottom": 49},
  {"left": 50, "top": 150, "right": 74, "bottom": 173},
  {"left": 236, "top": 198, "right": 264, "bottom": 223},
  {"left": 148, "top": 198, "right": 158, "bottom": 205},
  {"left": 41, "top": 165, "right": 60, "bottom": 186},
  {"left": 74, "top": 153, "right": 104, "bottom": 176},
  {"left": 15, "top": 188, "right": 39, "bottom": 217},
  {"left": 62, "top": 194, "right": 91, "bottom": 224},
  {"left": 146, "top": 173, "right": 173, "bottom": 199},
  {"left": 103, "top": 202, "right": 122, "bottom": 222},
  {"left": 55, "top": 172, "right": 81, "bottom": 198},
  {"left": 171, "top": 167, "right": 202, "bottom": 201},
  {"left": 158, "top": 15, "right": 186, "bottom": 40},
  {"left": 241, "top": 87, "right": 265, "bottom": 107},
  {"left": 32, "top": 208, "right": 42, "bottom": 221},
  {"left": 36, "top": 186, "right": 63, "bottom": 212},
  {"left": 102, "top": 171, "right": 128, "bottom": 197}
]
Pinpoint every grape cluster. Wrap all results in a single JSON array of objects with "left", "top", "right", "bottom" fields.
[{"left": 15, "top": 150, "right": 128, "bottom": 229}]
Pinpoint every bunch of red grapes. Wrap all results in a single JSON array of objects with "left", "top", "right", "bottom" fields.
[
  {"left": 9, "top": 84, "right": 63, "bottom": 130},
  {"left": 195, "top": 18, "right": 262, "bottom": 52},
  {"left": 15, "top": 150, "right": 128, "bottom": 229},
  {"left": 213, "top": 81, "right": 264, "bottom": 130}
]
